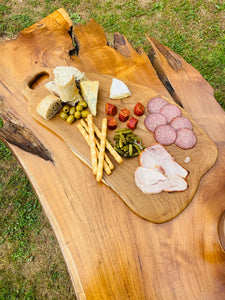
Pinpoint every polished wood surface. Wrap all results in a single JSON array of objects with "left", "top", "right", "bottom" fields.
[
  {"left": 1, "top": 8, "right": 225, "bottom": 299},
  {"left": 23, "top": 68, "right": 217, "bottom": 223}
]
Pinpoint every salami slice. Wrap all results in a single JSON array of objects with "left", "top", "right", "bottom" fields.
[
  {"left": 154, "top": 124, "right": 177, "bottom": 146},
  {"left": 159, "top": 104, "right": 182, "bottom": 123},
  {"left": 175, "top": 128, "right": 197, "bottom": 149},
  {"left": 144, "top": 113, "right": 167, "bottom": 132},
  {"left": 147, "top": 97, "right": 168, "bottom": 114},
  {"left": 170, "top": 116, "right": 193, "bottom": 131}
]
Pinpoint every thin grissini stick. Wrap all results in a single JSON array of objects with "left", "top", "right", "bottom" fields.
[
  {"left": 76, "top": 123, "right": 111, "bottom": 175},
  {"left": 87, "top": 114, "right": 98, "bottom": 175},
  {"left": 96, "top": 118, "right": 107, "bottom": 182},
  {"left": 80, "top": 119, "right": 114, "bottom": 170},
  {"left": 93, "top": 123, "right": 123, "bottom": 164}
]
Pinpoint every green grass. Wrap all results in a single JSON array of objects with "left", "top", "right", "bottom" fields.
[
  {"left": 0, "top": 143, "right": 76, "bottom": 299},
  {"left": 0, "top": 0, "right": 224, "bottom": 298}
]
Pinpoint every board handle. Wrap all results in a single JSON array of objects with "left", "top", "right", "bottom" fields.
[{"left": 23, "top": 67, "right": 54, "bottom": 100}]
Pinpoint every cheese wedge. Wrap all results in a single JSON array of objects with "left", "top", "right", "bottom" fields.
[
  {"left": 110, "top": 78, "right": 131, "bottom": 99},
  {"left": 80, "top": 80, "right": 99, "bottom": 116},
  {"left": 53, "top": 66, "right": 83, "bottom": 104},
  {"left": 36, "top": 95, "right": 62, "bottom": 120}
]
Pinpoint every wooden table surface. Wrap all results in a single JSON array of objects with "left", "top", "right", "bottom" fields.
[{"left": 1, "top": 8, "right": 225, "bottom": 300}]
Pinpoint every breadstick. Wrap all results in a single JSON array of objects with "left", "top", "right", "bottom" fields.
[
  {"left": 93, "top": 124, "right": 123, "bottom": 164},
  {"left": 80, "top": 119, "right": 114, "bottom": 170},
  {"left": 76, "top": 123, "right": 111, "bottom": 175},
  {"left": 96, "top": 118, "right": 107, "bottom": 182},
  {"left": 87, "top": 114, "right": 98, "bottom": 175}
]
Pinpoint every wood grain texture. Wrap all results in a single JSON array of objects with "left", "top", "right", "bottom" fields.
[
  {"left": 1, "top": 8, "right": 225, "bottom": 299},
  {"left": 23, "top": 68, "right": 217, "bottom": 223}
]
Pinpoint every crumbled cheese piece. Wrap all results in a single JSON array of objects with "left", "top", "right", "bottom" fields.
[{"left": 184, "top": 156, "right": 191, "bottom": 163}]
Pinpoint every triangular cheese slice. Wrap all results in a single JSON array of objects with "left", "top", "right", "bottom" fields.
[
  {"left": 110, "top": 78, "right": 131, "bottom": 99},
  {"left": 80, "top": 80, "right": 99, "bottom": 116}
]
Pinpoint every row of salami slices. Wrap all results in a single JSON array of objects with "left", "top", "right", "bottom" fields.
[{"left": 144, "top": 97, "right": 197, "bottom": 149}]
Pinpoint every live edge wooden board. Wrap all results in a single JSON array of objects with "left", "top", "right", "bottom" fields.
[
  {"left": 1, "top": 8, "right": 225, "bottom": 300},
  {"left": 23, "top": 68, "right": 217, "bottom": 223}
]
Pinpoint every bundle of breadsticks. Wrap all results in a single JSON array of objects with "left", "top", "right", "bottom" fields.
[{"left": 77, "top": 114, "right": 123, "bottom": 182}]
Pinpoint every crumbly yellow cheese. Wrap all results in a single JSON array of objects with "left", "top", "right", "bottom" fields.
[
  {"left": 53, "top": 66, "right": 83, "bottom": 104},
  {"left": 80, "top": 80, "right": 99, "bottom": 116}
]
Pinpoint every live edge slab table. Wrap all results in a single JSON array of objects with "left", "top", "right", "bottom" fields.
[{"left": 1, "top": 8, "right": 225, "bottom": 300}]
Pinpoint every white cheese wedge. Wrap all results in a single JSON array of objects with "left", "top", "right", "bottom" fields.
[
  {"left": 80, "top": 80, "right": 99, "bottom": 116},
  {"left": 36, "top": 95, "right": 62, "bottom": 120},
  {"left": 110, "top": 78, "right": 131, "bottom": 99}
]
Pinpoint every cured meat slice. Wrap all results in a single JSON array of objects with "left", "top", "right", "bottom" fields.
[
  {"left": 107, "top": 116, "right": 117, "bottom": 130},
  {"left": 134, "top": 102, "right": 145, "bottom": 116},
  {"left": 175, "top": 128, "right": 197, "bottom": 149},
  {"left": 135, "top": 144, "right": 188, "bottom": 194},
  {"left": 154, "top": 124, "right": 176, "bottom": 145},
  {"left": 119, "top": 108, "right": 130, "bottom": 122},
  {"left": 159, "top": 104, "right": 182, "bottom": 123},
  {"left": 140, "top": 144, "right": 188, "bottom": 179},
  {"left": 144, "top": 113, "right": 167, "bottom": 132},
  {"left": 105, "top": 103, "right": 117, "bottom": 116},
  {"left": 127, "top": 116, "right": 138, "bottom": 130},
  {"left": 135, "top": 167, "right": 168, "bottom": 194},
  {"left": 147, "top": 97, "right": 168, "bottom": 114},
  {"left": 135, "top": 167, "right": 187, "bottom": 194},
  {"left": 170, "top": 116, "right": 193, "bottom": 131}
]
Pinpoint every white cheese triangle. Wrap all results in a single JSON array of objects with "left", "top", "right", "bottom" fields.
[
  {"left": 110, "top": 78, "right": 131, "bottom": 99},
  {"left": 80, "top": 80, "right": 99, "bottom": 116}
]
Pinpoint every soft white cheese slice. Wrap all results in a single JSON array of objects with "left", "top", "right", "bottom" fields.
[
  {"left": 80, "top": 80, "right": 99, "bottom": 116},
  {"left": 110, "top": 78, "right": 131, "bottom": 99}
]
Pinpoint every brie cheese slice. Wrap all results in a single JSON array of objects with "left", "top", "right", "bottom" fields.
[
  {"left": 110, "top": 78, "right": 131, "bottom": 99},
  {"left": 80, "top": 80, "right": 99, "bottom": 116}
]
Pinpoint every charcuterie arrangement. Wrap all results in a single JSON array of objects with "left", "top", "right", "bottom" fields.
[
  {"left": 35, "top": 66, "right": 197, "bottom": 194},
  {"left": 23, "top": 65, "right": 217, "bottom": 222}
]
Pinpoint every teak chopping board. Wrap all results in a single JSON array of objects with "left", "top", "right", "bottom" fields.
[{"left": 23, "top": 67, "right": 218, "bottom": 223}]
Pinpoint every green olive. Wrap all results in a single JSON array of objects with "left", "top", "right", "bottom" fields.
[
  {"left": 74, "top": 111, "right": 81, "bottom": 119},
  {"left": 81, "top": 110, "right": 90, "bottom": 118},
  {"left": 66, "top": 115, "right": 75, "bottom": 124},
  {"left": 59, "top": 112, "right": 68, "bottom": 120},
  {"left": 79, "top": 101, "right": 88, "bottom": 108},
  {"left": 69, "top": 106, "right": 76, "bottom": 115},
  {"left": 76, "top": 105, "right": 83, "bottom": 112},
  {"left": 63, "top": 105, "right": 70, "bottom": 113}
]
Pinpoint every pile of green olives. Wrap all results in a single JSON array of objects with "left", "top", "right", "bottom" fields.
[{"left": 59, "top": 100, "right": 90, "bottom": 124}]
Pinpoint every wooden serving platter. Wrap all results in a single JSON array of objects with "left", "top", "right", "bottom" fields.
[{"left": 22, "top": 67, "right": 218, "bottom": 223}]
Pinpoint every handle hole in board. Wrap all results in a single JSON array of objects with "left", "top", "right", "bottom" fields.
[{"left": 29, "top": 71, "right": 50, "bottom": 90}]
